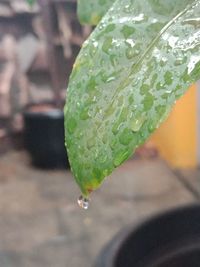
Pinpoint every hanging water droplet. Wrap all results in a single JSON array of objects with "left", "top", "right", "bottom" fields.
[{"left": 77, "top": 195, "right": 90, "bottom": 210}]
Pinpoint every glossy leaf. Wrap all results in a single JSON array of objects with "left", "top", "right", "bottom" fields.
[
  {"left": 65, "top": 0, "right": 200, "bottom": 197},
  {"left": 26, "top": 0, "right": 36, "bottom": 6},
  {"left": 77, "top": 0, "right": 113, "bottom": 25}
]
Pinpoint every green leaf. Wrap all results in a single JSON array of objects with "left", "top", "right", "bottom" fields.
[
  {"left": 77, "top": 0, "right": 114, "bottom": 25},
  {"left": 26, "top": 0, "right": 36, "bottom": 6},
  {"left": 65, "top": 0, "right": 200, "bottom": 197}
]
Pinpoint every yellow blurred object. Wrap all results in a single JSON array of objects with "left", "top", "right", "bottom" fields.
[{"left": 151, "top": 84, "right": 197, "bottom": 168}]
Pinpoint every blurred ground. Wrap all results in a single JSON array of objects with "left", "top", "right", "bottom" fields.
[{"left": 0, "top": 151, "right": 199, "bottom": 267}]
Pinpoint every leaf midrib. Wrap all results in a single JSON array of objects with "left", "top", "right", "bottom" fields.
[
  {"left": 108, "top": 0, "right": 196, "bottom": 107},
  {"left": 131, "top": 0, "right": 196, "bottom": 73}
]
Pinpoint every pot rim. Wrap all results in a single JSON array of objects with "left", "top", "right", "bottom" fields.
[
  {"left": 96, "top": 203, "right": 200, "bottom": 267},
  {"left": 23, "top": 101, "right": 64, "bottom": 118}
]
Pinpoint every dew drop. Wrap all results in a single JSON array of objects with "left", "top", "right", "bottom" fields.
[
  {"left": 80, "top": 107, "right": 90, "bottom": 120},
  {"left": 164, "top": 71, "right": 173, "bottom": 85},
  {"left": 119, "top": 128, "right": 133, "bottom": 145},
  {"left": 99, "top": 23, "right": 105, "bottom": 30},
  {"left": 128, "top": 95, "right": 134, "bottom": 104},
  {"left": 99, "top": 153, "right": 107, "bottom": 163},
  {"left": 124, "top": 4, "right": 131, "bottom": 13},
  {"left": 112, "top": 122, "right": 122, "bottom": 135},
  {"left": 105, "top": 24, "right": 116, "bottom": 33},
  {"left": 104, "top": 105, "right": 115, "bottom": 118},
  {"left": 113, "top": 150, "right": 130, "bottom": 167},
  {"left": 130, "top": 115, "right": 146, "bottom": 132},
  {"left": 102, "top": 37, "right": 113, "bottom": 54},
  {"left": 102, "top": 133, "right": 107, "bottom": 144},
  {"left": 67, "top": 117, "right": 77, "bottom": 134},
  {"left": 126, "top": 48, "right": 135, "bottom": 59},
  {"left": 121, "top": 25, "right": 135, "bottom": 39},
  {"left": 106, "top": 76, "right": 116, "bottom": 83},
  {"left": 148, "top": 124, "right": 155, "bottom": 133},
  {"left": 77, "top": 195, "right": 90, "bottom": 210},
  {"left": 143, "top": 93, "right": 154, "bottom": 110},
  {"left": 135, "top": 49, "right": 140, "bottom": 55},
  {"left": 174, "top": 58, "right": 183, "bottom": 66},
  {"left": 77, "top": 132, "right": 83, "bottom": 140},
  {"left": 87, "top": 138, "right": 95, "bottom": 149},
  {"left": 160, "top": 57, "right": 167, "bottom": 67},
  {"left": 140, "top": 131, "right": 145, "bottom": 138},
  {"left": 156, "top": 82, "right": 164, "bottom": 90}
]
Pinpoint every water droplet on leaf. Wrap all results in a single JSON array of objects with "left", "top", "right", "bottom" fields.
[
  {"left": 67, "top": 117, "right": 77, "bottom": 134},
  {"left": 119, "top": 128, "right": 133, "bottom": 145},
  {"left": 106, "top": 76, "right": 116, "bottom": 83},
  {"left": 148, "top": 124, "right": 155, "bottom": 133},
  {"left": 113, "top": 150, "right": 131, "bottom": 167},
  {"left": 102, "top": 37, "right": 113, "bottom": 54},
  {"left": 121, "top": 25, "right": 135, "bottom": 39},
  {"left": 130, "top": 115, "right": 146, "bottom": 132}
]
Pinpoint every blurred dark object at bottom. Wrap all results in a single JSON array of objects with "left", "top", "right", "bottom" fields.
[
  {"left": 23, "top": 102, "right": 69, "bottom": 169},
  {"left": 95, "top": 204, "right": 200, "bottom": 267}
]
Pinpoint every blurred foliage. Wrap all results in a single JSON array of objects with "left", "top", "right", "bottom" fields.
[{"left": 77, "top": 0, "right": 113, "bottom": 25}]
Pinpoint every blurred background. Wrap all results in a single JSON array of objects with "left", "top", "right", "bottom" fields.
[{"left": 0, "top": 0, "right": 199, "bottom": 267}]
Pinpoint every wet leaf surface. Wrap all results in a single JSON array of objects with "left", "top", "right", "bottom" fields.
[{"left": 65, "top": 0, "right": 200, "bottom": 196}]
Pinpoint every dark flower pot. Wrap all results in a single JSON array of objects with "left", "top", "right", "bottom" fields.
[
  {"left": 95, "top": 204, "right": 200, "bottom": 267},
  {"left": 23, "top": 103, "right": 69, "bottom": 169}
]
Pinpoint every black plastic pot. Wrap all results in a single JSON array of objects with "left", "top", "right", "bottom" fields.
[
  {"left": 95, "top": 204, "right": 200, "bottom": 267},
  {"left": 23, "top": 104, "right": 69, "bottom": 169}
]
